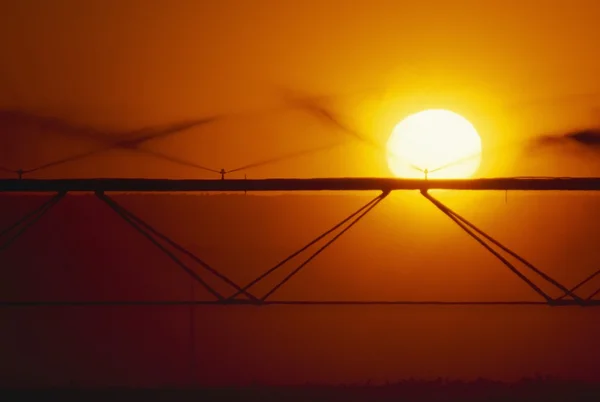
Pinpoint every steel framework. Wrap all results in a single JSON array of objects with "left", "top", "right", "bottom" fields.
[{"left": 2, "top": 176, "right": 600, "bottom": 307}]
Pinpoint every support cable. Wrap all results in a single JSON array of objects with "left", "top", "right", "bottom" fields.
[
  {"left": 226, "top": 192, "right": 387, "bottom": 301},
  {"left": 422, "top": 192, "right": 582, "bottom": 303},
  {"left": 0, "top": 165, "right": 16, "bottom": 174},
  {"left": 556, "top": 269, "right": 600, "bottom": 301},
  {"left": 21, "top": 139, "right": 341, "bottom": 181},
  {"left": 22, "top": 117, "right": 220, "bottom": 176},
  {"left": 24, "top": 141, "right": 221, "bottom": 177},
  {"left": 0, "top": 194, "right": 62, "bottom": 239},
  {"left": 0, "top": 193, "right": 65, "bottom": 251},
  {"left": 261, "top": 191, "right": 388, "bottom": 301},
  {"left": 126, "top": 149, "right": 220, "bottom": 174},
  {"left": 421, "top": 190, "right": 554, "bottom": 303},
  {"left": 96, "top": 192, "right": 224, "bottom": 301},
  {"left": 587, "top": 287, "right": 600, "bottom": 301},
  {"left": 103, "top": 194, "right": 258, "bottom": 301},
  {"left": 224, "top": 142, "right": 342, "bottom": 175}
]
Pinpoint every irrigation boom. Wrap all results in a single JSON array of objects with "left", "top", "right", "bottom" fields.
[
  {"left": 2, "top": 175, "right": 600, "bottom": 307},
  {"left": 2, "top": 176, "right": 600, "bottom": 193}
]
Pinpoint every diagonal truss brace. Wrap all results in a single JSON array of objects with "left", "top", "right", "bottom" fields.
[
  {"left": 96, "top": 192, "right": 258, "bottom": 302},
  {"left": 0, "top": 192, "right": 65, "bottom": 251},
  {"left": 2, "top": 189, "right": 598, "bottom": 307},
  {"left": 587, "top": 287, "right": 600, "bottom": 301},
  {"left": 421, "top": 190, "right": 584, "bottom": 305},
  {"left": 558, "top": 269, "right": 600, "bottom": 302},
  {"left": 98, "top": 193, "right": 259, "bottom": 301},
  {"left": 226, "top": 191, "right": 390, "bottom": 303}
]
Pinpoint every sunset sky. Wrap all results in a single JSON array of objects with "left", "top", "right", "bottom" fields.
[
  {"left": 2, "top": 0, "right": 600, "bottom": 178},
  {"left": 2, "top": 0, "right": 600, "bottom": 388}
]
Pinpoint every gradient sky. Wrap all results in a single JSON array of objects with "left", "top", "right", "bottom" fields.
[
  {"left": 2, "top": 0, "right": 600, "bottom": 178},
  {"left": 3, "top": 0, "right": 600, "bottom": 387}
]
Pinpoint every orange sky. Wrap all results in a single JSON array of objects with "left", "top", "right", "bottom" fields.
[
  {"left": 3, "top": 0, "right": 600, "bottom": 387},
  {"left": 2, "top": 0, "right": 600, "bottom": 178}
]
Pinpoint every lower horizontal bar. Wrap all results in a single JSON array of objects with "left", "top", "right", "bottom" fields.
[
  {"left": 1, "top": 300, "right": 598, "bottom": 306},
  {"left": 2, "top": 177, "right": 600, "bottom": 193}
]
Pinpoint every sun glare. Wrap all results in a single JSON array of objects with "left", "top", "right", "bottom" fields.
[{"left": 386, "top": 109, "right": 482, "bottom": 179}]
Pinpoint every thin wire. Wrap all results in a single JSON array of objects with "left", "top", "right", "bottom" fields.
[
  {"left": 586, "top": 287, "right": 600, "bottom": 301},
  {"left": 105, "top": 194, "right": 258, "bottom": 301},
  {"left": 226, "top": 142, "right": 343, "bottom": 174},
  {"left": 0, "top": 165, "right": 16, "bottom": 174},
  {"left": 296, "top": 96, "right": 573, "bottom": 179},
  {"left": 0, "top": 195, "right": 62, "bottom": 239},
  {"left": 296, "top": 99, "right": 425, "bottom": 174},
  {"left": 426, "top": 192, "right": 582, "bottom": 302},
  {"left": 98, "top": 194, "right": 224, "bottom": 300},
  {"left": 137, "top": 149, "right": 221, "bottom": 174},
  {"left": 22, "top": 117, "right": 220, "bottom": 175},
  {"left": 112, "top": 139, "right": 347, "bottom": 177},
  {"left": 261, "top": 193, "right": 387, "bottom": 301},
  {"left": 427, "top": 137, "right": 534, "bottom": 175},
  {"left": 556, "top": 269, "right": 600, "bottom": 301},
  {"left": 427, "top": 151, "right": 482, "bottom": 174},
  {"left": 0, "top": 193, "right": 64, "bottom": 251},
  {"left": 421, "top": 191, "right": 553, "bottom": 302},
  {"left": 227, "top": 193, "right": 385, "bottom": 300},
  {"left": 22, "top": 131, "right": 345, "bottom": 179},
  {"left": 24, "top": 148, "right": 112, "bottom": 174},
  {"left": 291, "top": 95, "right": 534, "bottom": 178}
]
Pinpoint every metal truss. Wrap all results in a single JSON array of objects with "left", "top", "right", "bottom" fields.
[{"left": 1, "top": 177, "right": 600, "bottom": 307}]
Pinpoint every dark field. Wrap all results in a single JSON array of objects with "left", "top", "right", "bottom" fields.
[
  {"left": 3, "top": 194, "right": 600, "bottom": 389},
  {"left": 4, "top": 379, "right": 600, "bottom": 402}
]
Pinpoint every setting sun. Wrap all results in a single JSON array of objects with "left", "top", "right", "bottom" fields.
[{"left": 386, "top": 109, "right": 482, "bottom": 179}]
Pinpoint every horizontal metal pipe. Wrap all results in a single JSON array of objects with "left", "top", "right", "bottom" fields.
[{"left": 3, "top": 177, "right": 600, "bottom": 193}]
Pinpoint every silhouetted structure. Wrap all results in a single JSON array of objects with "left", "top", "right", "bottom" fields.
[{"left": 1, "top": 177, "right": 598, "bottom": 307}]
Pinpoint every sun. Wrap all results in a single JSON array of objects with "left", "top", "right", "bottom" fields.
[{"left": 386, "top": 109, "right": 482, "bottom": 179}]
